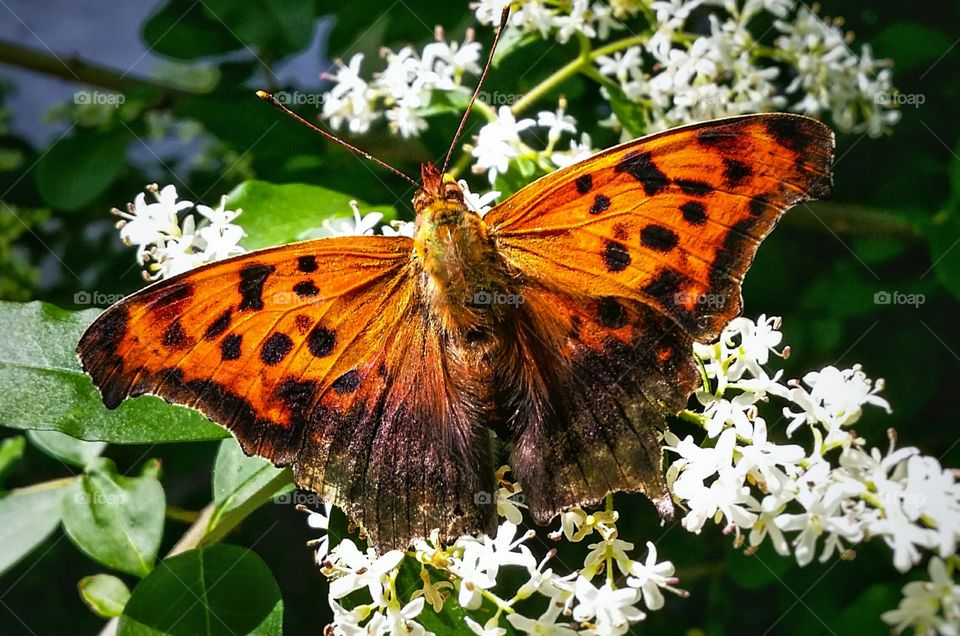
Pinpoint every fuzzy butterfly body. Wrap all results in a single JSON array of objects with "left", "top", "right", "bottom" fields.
[{"left": 78, "top": 113, "right": 834, "bottom": 551}]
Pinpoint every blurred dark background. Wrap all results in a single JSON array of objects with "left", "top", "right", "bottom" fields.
[{"left": 0, "top": 0, "right": 958, "bottom": 633}]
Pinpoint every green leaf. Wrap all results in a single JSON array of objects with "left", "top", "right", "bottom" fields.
[
  {"left": 0, "top": 479, "right": 70, "bottom": 576},
  {"left": 208, "top": 437, "right": 292, "bottom": 537},
  {"left": 79, "top": 574, "right": 132, "bottom": 618},
  {"left": 832, "top": 582, "right": 900, "bottom": 635},
  {"left": 725, "top": 541, "right": 793, "bottom": 590},
  {"left": 27, "top": 429, "right": 106, "bottom": 468},
  {"left": 871, "top": 22, "right": 954, "bottom": 73},
  {"left": 0, "top": 301, "right": 228, "bottom": 443},
  {"left": 606, "top": 85, "right": 647, "bottom": 138},
  {"left": 61, "top": 458, "right": 165, "bottom": 577},
  {"left": 0, "top": 435, "right": 26, "bottom": 486},
  {"left": 34, "top": 131, "right": 129, "bottom": 211},
  {"left": 118, "top": 545, "right": 283, "bottom": 636},
  {"left": 225, "top": 180, "right": 397, "bottom": 250},
  {"left": 201, "top": 0, "right": 316, "bottom": 58},
  {"left": 143, "top": 0, "right": 243, "bottom": 60},
  {"left": 930, "top": 209, "right": 960, "bottom": 301}
]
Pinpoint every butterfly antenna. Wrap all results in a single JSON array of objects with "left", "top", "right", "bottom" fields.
[
  {"left": 440, "top": 7, "right": 510, "bottom": 176},
  {"left": 255, "top": 91, "right": 420, "bottom": 188}
]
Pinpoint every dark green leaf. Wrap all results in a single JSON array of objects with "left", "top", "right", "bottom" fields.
[
  {"left": 79, "top": 574, "right": 132, "bottom": 619},
  {"left": 930, "top": 209, "right": 960, "bottom": 301},
  {"left": 34, "top": 131, "right": 129, "bottom": 211},
  {"left": 0, "top": 435, "right": 25, "bottom": 486},
  {"left": 606, "top": 85, "right": 647, "bottom": 138},
  {"left": 0, "top": 301, "right": 228, "bottom": 443},
  {"left": 202, "top": 0, "right": 316, "bottom": 58},
  {"left": 0, "top": 479, "right": 70, "bottom": 576},
  {"left": 208, "top": 437, "right": 292, "bottom": 537},
  {"left": 725, "top": 542, "right": 793, "bottom": 590},
  {"left": 871, "top": 22, "right": 954, "bottom": 73},
  {"left": 61, "top": 458, "right": 165, "bottom": 577},
  {"left": 27, "top": 430, "right": 106, "bottom": 468},
  {"left": 225, "top": 180, "right": 397, "bottom": 250},
  {"left": 118, "top": 545, "right": 283, "bottom": 636},
  {"left": 832, "top": 582, "right": 900, "bottom": 635},
  {"left": 143, "top": 0, "right": 243, "bottom": 60}
]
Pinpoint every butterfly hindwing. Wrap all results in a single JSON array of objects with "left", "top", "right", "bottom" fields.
[
  {"left": 77, "top": 236, "right": 497, "bottom": 551},
  {"left": 487, "top": 114, "right": 834, "bottom": 521},
  {"left": 500, "top": 285, "right": 699, "bottom": 522}
]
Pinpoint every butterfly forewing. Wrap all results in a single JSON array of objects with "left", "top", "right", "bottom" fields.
[
  {"left": 77, "top": 236, "right": 497, "bottom": 550},
  {"left": 487, "top": 113, "right": 834, "bottom": 339}
]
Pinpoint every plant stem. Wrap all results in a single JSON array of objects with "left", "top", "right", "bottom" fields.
[
  {"left": 0, "top": 39, "right": 189, "bottom": 97},
  {"left": 509, "top": 35, "right": 648, "bottom": 116}
]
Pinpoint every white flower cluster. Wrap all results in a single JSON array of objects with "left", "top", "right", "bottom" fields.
[
  {"left": 319, "top": 0, "right": 900, "bottom": 189},
  {"left": 322, "top": 34, "right": 482, "bottom": 138},
  {"left": 310, "top": 468, "right": 684, "bottom": 636},
  {"left": 882, "top": 556, "right": 960, "bottom": 635},
  {"left": 470, "top": 104, "right": 593, "bottom": 184},
  {"left": 112, "top": 184, "right": 245, "bottom": 279},
  {"left": 667, "top": 316, "right": 960, "bottom": 578}
]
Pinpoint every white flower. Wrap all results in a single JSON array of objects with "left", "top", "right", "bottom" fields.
[
  {"left": 783, "top": 364, "right": 891, "bottom": 438},
  {"left": 625, "top": 542, "right": 679, "bottom": 610},
  {"left": 459, "top": 179, "right": 500, "bottom": 216},
  {"left": 381, "top": 220, "right": 417, "bottom": 238},
  {"left": 882, "top": 557, "right": 960, "bottom": 635},
  {"left": 465, "top": 616, "right": 507, "bottom": 636},
  {"left": 471, "top": 106, "right": 535, "bottom": 183},
  {"left": 323, "top": 201, "right": 384, "bottom": 236},
  {"left": 536, "top": 106, "right": 578, "bottom": 145},
  {"left": 383, "top": 597, "right": 430, "bottom": 635},
  {"left": 114, "top": 184, "right": 193, "bottom": 260},
  {"left": 572, "top": 576, "right": 645, "bottom": 634}
]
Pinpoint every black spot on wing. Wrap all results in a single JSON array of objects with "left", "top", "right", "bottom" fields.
[
  {"left": 238, "top": 264, "right": 275, "bottom": 311},
  {"left": 602, "top": 240, "right": 631, "bottom": 272},
  {"left": 765, "top": 116, "right": 811, "bottom": 153},
  {"left": 162, "top": 320, "right": 189, "bottom": 349},
  {"left": 642, "top": 269, "right": 683, "bottom": 308},
  {"left": 297, "top": 255, "right": 318, "bottom": 273},
  {"left": 675, "top": 179, "right": 711, "bottom": 196},
  {"left": 260, "top": 332, "right": 293, "bottom": 365},
  {"left": 294, "top": 280, "right": 320, "bottom": 297},
  {"left": 589, "top": 194, "right": 611, "bottom": 215},
  {"left": 84, "top": 306, "right": 129, "bottom": 351},
  {"left": 308, "top": 326, "right": 336, "bottom": 358},
  {"left": 709, "top": 218, "right": 758, "bottom": 288},
  {"left": 722, "top": 158, "right": 752, "bottom": 186},
  {"left": 640, "top": 225, "right": 679, "bottom": 253},
  {"left": 204, "top": 309, "right": 232, "bottom": 340},
  {"left": 614, "top": 151, "right": 669, "bottom": 195},
  {"left": 221, "top": 334, "right": 242, "bottom": 360},
  {"left": 680, "top": 201, "right": 707, "bottom": 225},
  {"left": 277, "top": 378, "right": 317, "bottom": 412},
  {"left": 331, "top": 370, "right": 361, "bottom": 394},
  {"left": 596, "top": 297, "right": 627, "bottom": 329},
  {"left": 575, "top": 174, "right": 593, "bottom": 194},
  {"left": 748, "top": 194, "right": 773, "bottom": 217}
]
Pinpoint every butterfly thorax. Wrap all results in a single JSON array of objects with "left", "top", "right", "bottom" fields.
[{"left": 412, "top": 164, "right": 514, "bottom": 339}]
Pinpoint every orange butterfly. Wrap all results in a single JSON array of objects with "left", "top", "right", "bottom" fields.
[{"left": 77, "top": 14, "right": 834, "bottom": 552}]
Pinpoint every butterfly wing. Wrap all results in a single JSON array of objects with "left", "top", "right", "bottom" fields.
[
  {"left": 77, "top": 237, "right": 496, "bottom": 550},
  {"left": 487, "top": 114, "right": 834, "bottom": 520}
]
